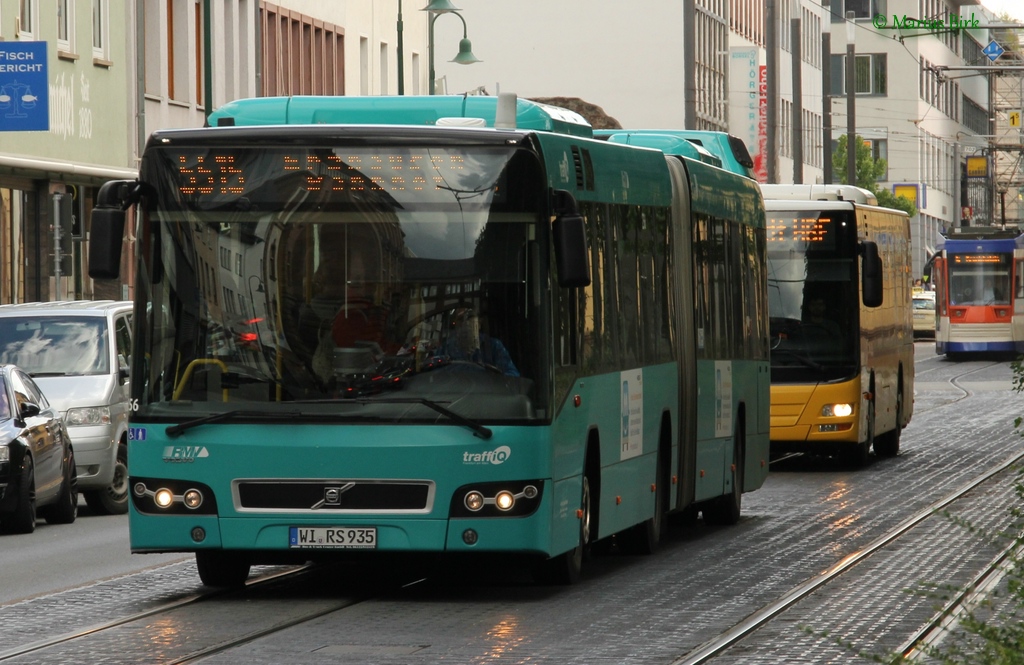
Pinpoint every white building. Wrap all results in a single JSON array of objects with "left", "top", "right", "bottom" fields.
[{"left": 827, "top": 0, "right": 995, "bottom": 276}]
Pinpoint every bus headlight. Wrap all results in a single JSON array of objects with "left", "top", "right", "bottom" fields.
[
  {"left": 822, "top": 403, "right": 853, "bottom": 417},
  {"left": 450, "top": 481, "right": 543, "bottom": 518},
  {"left": 154, "top": 488, "right": 174, "bottom": 508},
  {"left": 494, "top": 491, "right": 515, "bottom": 511},
  {"left": 464, "top": 491, "right": 485, "bottom": 512},
  {"left": 183, "top": 489, "right": 204, "bottom": 509}
]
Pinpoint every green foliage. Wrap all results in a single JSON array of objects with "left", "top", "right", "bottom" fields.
[{"left": 831, "top": 134, "right": 918, "bottom": 218}]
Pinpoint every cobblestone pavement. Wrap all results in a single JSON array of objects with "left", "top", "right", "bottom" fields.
[{"left": 1, "top": 348, "right": 1020, "bottom": 664}]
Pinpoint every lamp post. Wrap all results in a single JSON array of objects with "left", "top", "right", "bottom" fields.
[
  {"left": 422, "top": 0, "right": 480, "bottom": 95},
  {"left": 397, "top": 0, "right": 405, "bottom": 94},
  {"left": 846, "top": 11, "right": 857, "bottom": 188},
  {"left": 821, "top": 0, "right": 832, "bottom": 184}
]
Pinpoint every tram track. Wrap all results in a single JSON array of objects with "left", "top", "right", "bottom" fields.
[
  {"left": 0, "top": 565, "right": 314, "bottom": 663},
  {"left": 911, "top": 358, "right": 1005, "bottom": 414},
  {"left": 670, "top": 446, "right": 1024, "bottom": 664}
]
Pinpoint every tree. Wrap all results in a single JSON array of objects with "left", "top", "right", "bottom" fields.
[{"left": 831, "top": 134, "right": 917, "bottom": 218}]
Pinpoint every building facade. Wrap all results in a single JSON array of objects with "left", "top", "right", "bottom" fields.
[
  {"left": 0, "top": 1, "right": 430, "bottom": 306},
  {"left": 0, "top": 0, "right": 136, "bottom": 303}
]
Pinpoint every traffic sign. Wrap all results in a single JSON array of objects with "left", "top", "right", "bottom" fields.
[
  {"left": 0, "top": 41, "right": 49, "bottom": 132},
  {"left": 983, "top": 40, "right": 1005, "bottom": 62},
  {"left": 1011, "top": 111, "right": 1022, "bottom": 128}
]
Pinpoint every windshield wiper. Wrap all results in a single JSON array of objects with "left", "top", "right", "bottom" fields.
[
  {"left": 29, "top": 371, "right": 74, "bottom": 377},
  {"left": 166, "top": 410, "right": 276, "bottom": 438},
  {"left": 376, "top": 397, "right": 493, "bottom": 439},
  {"left": 291, "top": 396, "right": 492, "bottom": 439},
  {"left": 770, "top": 348, "right": 825, "bottom": 372}
]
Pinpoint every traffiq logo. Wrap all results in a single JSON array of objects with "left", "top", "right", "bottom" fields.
[{"left": 462, "top": 446, "right": 511, "bottom": 465}]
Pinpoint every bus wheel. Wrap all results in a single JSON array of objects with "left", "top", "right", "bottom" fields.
[
  {"left": 704, "top": 425, "right": 744, "bottom": 526},
  {"left": 846, "top": 398, "right": 873, "bottom": 467},
  {"left": 196, "top": 551, "right": 252, "bottom": 588},
  {"left": 534, "top": 474, "right": 590, "bottom": 585},
  {"left": 621, "top": 448, "right": 666, "bottom": 554},
  {"left": 873, "top": 382, "right": 902, "bottom": 458}
]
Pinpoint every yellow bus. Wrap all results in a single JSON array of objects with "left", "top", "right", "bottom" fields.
[{"left": 761, "top": 185, "right": 914, "bottom": 465}]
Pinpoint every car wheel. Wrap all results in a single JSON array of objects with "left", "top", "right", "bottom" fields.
[
  {"left": 43, "top": 448, "right": 78, "bottom": 525},
  {"left": 85, "top": 442, "right": 129, "bottom": 515},
  {"left": 196, "top": 551, "right": 252, "bottom": 588},
  {"left": 2, "top": 456, "right": 37, "bottom": 534}
]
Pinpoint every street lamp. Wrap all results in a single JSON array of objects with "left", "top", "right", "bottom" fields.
[
  {"left": 397, "top": 0, "right": 405, "bottom": 94},
  {"left": 422, "top": 0, "right": 481, "bottom": 95},
  {"left": 846, "top": 10, "right": 856, "bottom": 188}
]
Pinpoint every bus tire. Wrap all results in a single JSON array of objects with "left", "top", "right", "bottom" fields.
[
  {"left": 196, "top": 551, "right": 252, "bottom": 588},
  {"left": 534, "top": 474, "right": 591, "bottom": 585},
  {"left": 621, "top": 445, "right": 667, "bottom": 555},
  {"left": 703, "top": 422, "right": 744, "bottom": 526},
  {"left": 873, "top": 378, "right": 903, "bottom": 458},
  {"left": 846, "top": 397, "right": 873, "bottom": 467}
]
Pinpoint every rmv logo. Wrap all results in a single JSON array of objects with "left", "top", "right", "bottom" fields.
[{"left": 162, "top": 446, "right": 210, "bottom": 463}]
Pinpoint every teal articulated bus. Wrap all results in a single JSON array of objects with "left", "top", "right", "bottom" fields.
[{"left": 89, "top": 94, "right": 770, "bottom": 587}]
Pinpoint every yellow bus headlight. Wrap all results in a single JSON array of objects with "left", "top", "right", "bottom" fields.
[{"left": 822, "top": 403, "right": 853, "bottom": 417}]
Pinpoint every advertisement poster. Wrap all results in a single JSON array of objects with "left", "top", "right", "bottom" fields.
[{"left": 620, "top": 369, "right": 643, "bottom": 460}]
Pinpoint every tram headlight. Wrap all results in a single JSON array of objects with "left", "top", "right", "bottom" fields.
[
  {"left": 154, "top": 488, "right": 174, "bottom": 508},
  {"left": 822, "top": 403, "right": 853, "bottom": 417}
]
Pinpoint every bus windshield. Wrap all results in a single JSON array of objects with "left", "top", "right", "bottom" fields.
[
  {"left": 766, "top": 211, "right": 859, "bottom": 381},
  {"left": 134, "top": 143, "right": 549, "bottom": 423}
]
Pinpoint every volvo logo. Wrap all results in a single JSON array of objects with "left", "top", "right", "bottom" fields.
[{"left": 312, "top": 482, "right": 356, "bottom": 509}]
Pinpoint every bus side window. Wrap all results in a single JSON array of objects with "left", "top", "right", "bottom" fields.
[{"left": 1017, "top": 260, "right": 1024, "bottom": 299}]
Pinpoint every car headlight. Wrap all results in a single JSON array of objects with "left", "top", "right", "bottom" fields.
[
  {"left": 0, "top": 446, "right": 9, "bottom": 464},
  {"left": 65, "top": 406, "right": 112, "bottom": 426}
]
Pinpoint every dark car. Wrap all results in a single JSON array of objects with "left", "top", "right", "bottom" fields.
[{"left": 0, "top": 364, "right": 77, "bottom": 533}]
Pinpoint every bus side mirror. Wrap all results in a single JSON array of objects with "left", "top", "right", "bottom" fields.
[
  {"left": 88, "top": 180, "right": 132, "bottom": 279},
  {"left": 553, "top": 213, "right": 591, "bottom": 288},
  {"left": 551, "top": 189, "right": 591, "bottom": 288},
  {"left": 860, "top": 240, "right": 883, "bottom": 307}
]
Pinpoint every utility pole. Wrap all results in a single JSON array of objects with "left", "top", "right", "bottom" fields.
[
  {"left": 846, "top": 11, "right": 856, "bottom": 187},
  {"left": 767, "top": 0, "right": 779, "bottom": 183},
  {"left": 821, "top": 0, "right": 832, "bottom": 184},
  {"left": 791, "top": 0, "right": 803, "bottom": 184}
]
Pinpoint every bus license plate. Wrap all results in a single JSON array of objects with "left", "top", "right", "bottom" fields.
[{"left": 288, "top": 526, "right": 377, "bottom": 549}]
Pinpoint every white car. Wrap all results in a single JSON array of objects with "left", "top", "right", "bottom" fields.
[
  {"left": 913, "top": 291, "right": 936, "bottom": 338},
  {"left": 0, "top": 301, "right": 133, "bottom": 514}
]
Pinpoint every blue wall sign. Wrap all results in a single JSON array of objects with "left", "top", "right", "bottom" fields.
[{"left": 0, "top": 41, "right": 49, "bottom": 132}]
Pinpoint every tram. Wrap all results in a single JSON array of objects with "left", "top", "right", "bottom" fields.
[{"left": 933, "top": 227, "right": 1024, "bottom": 357}]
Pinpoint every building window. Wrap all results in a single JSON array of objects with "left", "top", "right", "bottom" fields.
[
  {"left": 57, "top": 0, "right": 76, "bottom": 55},
  {"left": 93, "top": 0, "right": 110, "bottom": 63},
  {"left": 830, "top": 54, "right": 887, "bottom": 96},
  {"left": 830, "top": 0, "right": 886, "bottom": 22},
  {"left": 18, "top": 0, "right": 39, "bottom": 39},
  {"left": 963, "top": 96, "right": 988, "bottom": 135}
]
